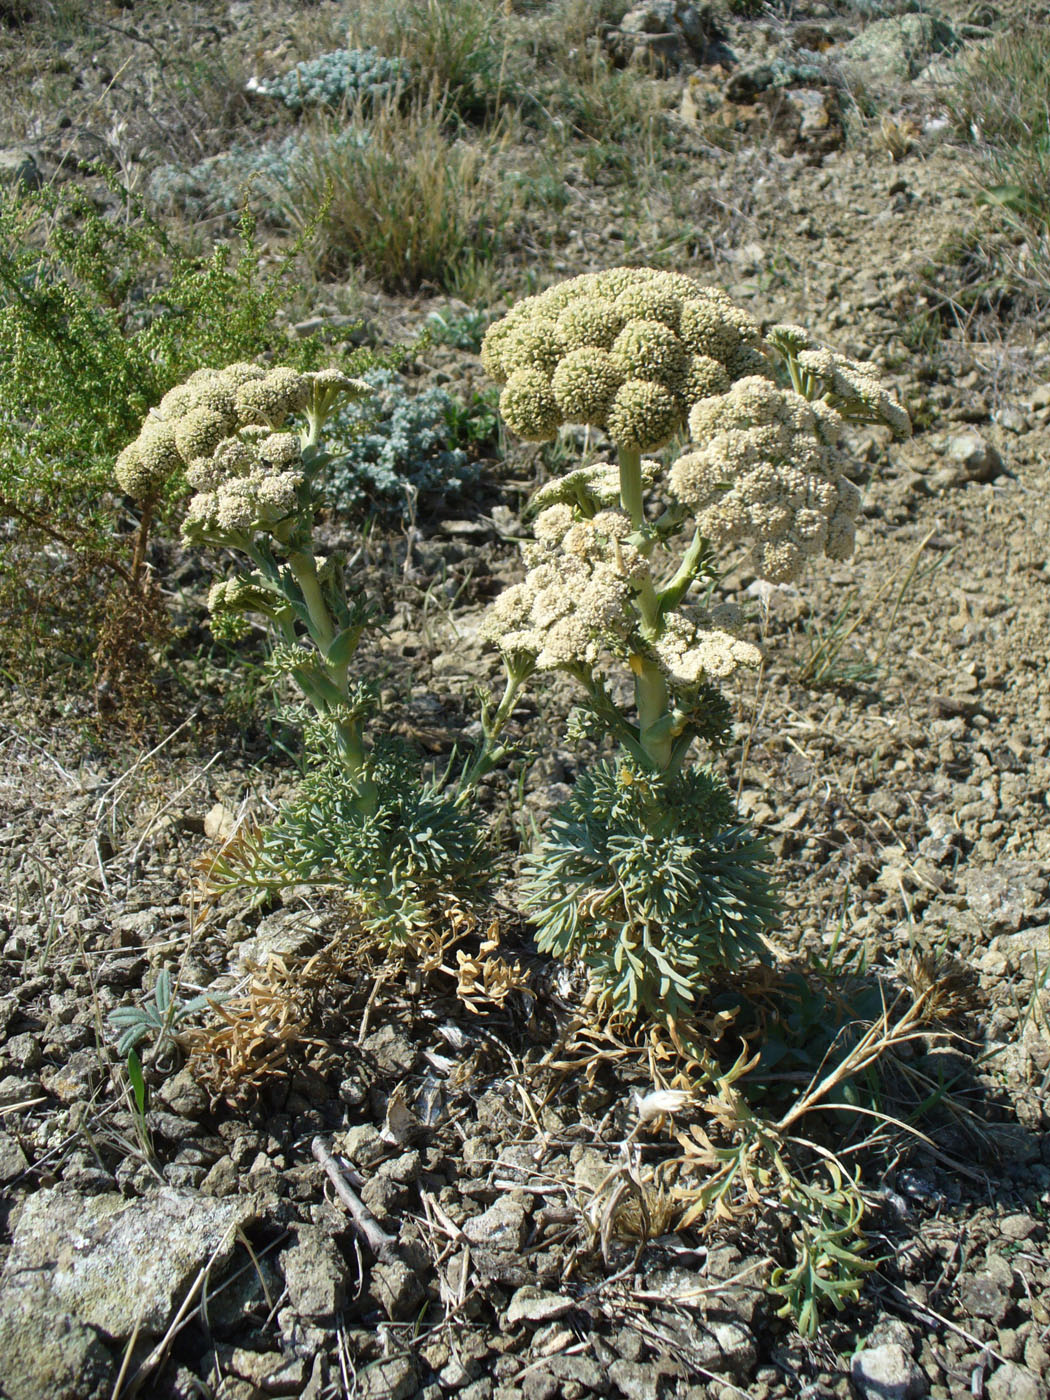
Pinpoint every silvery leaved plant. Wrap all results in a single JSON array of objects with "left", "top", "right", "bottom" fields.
[
  {"left": 478, "top": 267, "right": 910, "bottom": 1026},
  {"left": 116, "top": 361, "right": 488, "bottom": 942}
]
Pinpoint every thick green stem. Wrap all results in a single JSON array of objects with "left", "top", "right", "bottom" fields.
[
  {"left": 288, "top": 551, "right": 335, "bottom": 652},
  {"left": 618, "top": 448, "right": 645, "bottom": 532},
  {"left": 634, "top": 655, "right": 672, "bottom": 771}
]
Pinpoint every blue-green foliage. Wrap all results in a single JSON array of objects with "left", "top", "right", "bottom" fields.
[
  {"left": 524, "top": 757, "right": 777, "bottom": 1026},
  {"left": 249, "top": 47, "right": 408, "bottom": 112},
  {"left": 206, "top": 739, "right": 490, "bottom": 945},
  {"left": 324, "top": 368, "right": 485, "bottom": 514},
  {"left": 149, "top": 128, "right": 371, "bottom": 220}
]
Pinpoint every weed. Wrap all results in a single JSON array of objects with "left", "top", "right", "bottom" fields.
[
  {"left": 271, "top": 94, "right": 518, "bottom": 294},
  {"left": 947, "top": 30, "right": 1050, "bottom": 236},
  {"left": 425, "top": 306, "right": 493, "bottom": 353},
  {"left": 108, "top": 967, "right": 220, "bottom": 1066}
]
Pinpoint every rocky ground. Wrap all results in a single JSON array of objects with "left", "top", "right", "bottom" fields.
[{"left": 1, "top": 2, "right": 1050, "bottom": 1399}]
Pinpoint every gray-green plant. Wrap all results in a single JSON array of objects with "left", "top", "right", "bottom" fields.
[
  {"left": 478, "top": 268, "right": 910, "bottom": 1024},
  {"left": 247, "top": 47, "right": 407, "bottom": 112},
  {"left": 117, "top": 359, "right": 488, "bottom": 941},
  {"left": 108, "top": 967, "right": 216, "bottom": 1060},
  {"left": 322, "top": 367, "right": 485, "bottom": 515}
]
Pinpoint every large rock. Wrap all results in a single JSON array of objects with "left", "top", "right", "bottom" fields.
[
  {"left": 840, "top": 15, "right": 958, "bottom": 83},
  {"left": 0, "top": 1186, "right": 256, "bottom": 1340},
  {"left": 0, "top": 147, "right": 42, "bottom": 191},
  {"left": 606, "top": 1, "right": 716, "bottom": 72},
  {"left": 0, "top": 1303, "right": 114, "bottom": 1400}
]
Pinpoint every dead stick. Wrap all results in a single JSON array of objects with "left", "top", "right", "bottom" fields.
[{"left": 311, "top": 1136, "right": 401, "bottom": 1265}]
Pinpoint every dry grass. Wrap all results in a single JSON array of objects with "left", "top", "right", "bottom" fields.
[{"left": 271, "top": 91, "right": 521, "bottom": 294}]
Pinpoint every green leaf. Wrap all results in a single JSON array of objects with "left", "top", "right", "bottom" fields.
[
  {"left": 326, "top": 625, "right": 360, "bottom": 669},
  {"left": 127, "top": 1049, "right": 147, "bottom": 1118}
]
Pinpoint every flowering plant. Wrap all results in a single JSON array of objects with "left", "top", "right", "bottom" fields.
[
  {"left": 479, "top": 268, "right": 910, "bottom": 1022},
  {"left": 117, "top": 361, "right": 488, "bottom": 940}
]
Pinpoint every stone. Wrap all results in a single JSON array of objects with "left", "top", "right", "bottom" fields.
[
  {"left": 0, "top": 1130, "right": 29, "bottom": 1183},
  {"left": 506, "top": 1287, "right": 574, "bottom": 1326},
  {"left": 368, "top": 1259, "right": 426, "bottom": 1321},
  {"left": 965, "top": 863, "right": 1046, "bottom": 935},
  {"left": 358, "top": 1355, "right": 418, "bottom": 1400},
  {"left": 339, "top": 1123, "right": 384, "bottom": 1166},
  {"left": 463, "top": 1200, "right": 528, "bottom": 1253},
  {"left": 692, "top": 1319, "right": 757, "bottom": 1377},
  {"left": 608, "top": 1, "right": 713, "bottom": 72},
  {"left": 958, "top": 1270, "right": 1011, "bottom": 1323},
  {"left": 944, "top": 432, "right": 1005, "bottom": 483},
  {"left": 0, "top": 1186, "right": 255, "bottom": 1341},
  {"left": 840, "top": 15, "right": 958, "bottom": 84},
  {"left": 0, "top": 1303, "right": 114, "bottom": 1400},
  {"left": 362, "top": 1023, "right": 418, "bottom": 1076},
  {"left": 280, "top": 1226, "right": 347, "bottom": 1318},
  {"left": 985, "top": 1361, "right": 1046, "bottom": 1400},
  {"left": 204, "top": 802, "right": 237, "bottom": 842},
  {"left": 157, "top": 1066, "right": 209, "bottom": 1117},
  {"left": 996, "top": 927, "right": 1050, "bottom": 978},
  {"left": 609, "top": 1359, "right": 657, "bottom": 1398},
  {"left": 544, "top": 1354, "right": 608, "bottom": 1392},
  {"left": 40, "top": 1048, "right": 103, "bottom": 1102},
  {"left": 850, "top": 1343, "right": 928, "bottom": 1400},
  {"left": 0, "top": 147, "right": 42, "bottom": 191},
  {"left": 227, "top": 1348, "right": 306, "bottom": 1391}
]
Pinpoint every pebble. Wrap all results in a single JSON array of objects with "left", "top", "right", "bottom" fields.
[
  {"left": 506, "top": 1287, "right": 574, "bottom": 1326},
  {"left": 280, "top": 1226, "right": 348, "bottom": 1318},
  {"left": 986, "top": 1361, "right": 1046, "bottom": 1400},
  {"left": 850, "top": 1344, "right": 928, "bottom": 1400}
]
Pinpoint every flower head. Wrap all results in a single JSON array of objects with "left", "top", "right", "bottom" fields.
[{"left": 481, "top": 267, "right": 766, "bottom": 447}]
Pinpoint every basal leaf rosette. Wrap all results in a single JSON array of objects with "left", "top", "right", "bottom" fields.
[
  {"left": 481, "top": 267, "right": 764, "bottom": 452},
  {"left": 523, "top": 757, "right": 777, "bottom": 1026}
]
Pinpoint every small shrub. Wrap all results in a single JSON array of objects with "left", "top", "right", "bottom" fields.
[
  {"left": 323, "top": 368, "right": 486, "bottom": 515},
  {"left": 247, "top": 46, "right": 408, "bottom": 112},
  {"left": 274, "top": 95, "right": 516, "bottom": 294}
]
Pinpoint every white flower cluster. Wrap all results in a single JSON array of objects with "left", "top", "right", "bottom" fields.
[
  {"left": 483, "top": 508, "right": 636, "bottom": 671},
  {"left": 487, "top": 493, "right": 760, "bottom": 687},
  {"left": 766, "top": 324, "right": 911, "bottom": 439},
  {"left": 653, "top": 606, "right": 762, "bottom": 686},
  {"left": 669, "top": 377, "right": 863, "bottom": 585},
  {"left": 481, "top": 267, "right": 764, "bottom": 451},
  {"left": 114, "top": 364, "right": 317, "bottom": 504},
  {"left": 116, "top": 363, "right": 367, "bottom": 545}
]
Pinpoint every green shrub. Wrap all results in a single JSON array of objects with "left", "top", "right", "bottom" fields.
[
  {"left": 0, "top": 175, "right": 321, "bottom": 682},
  {"left": 323, "top": 368, "right": 489, "bottom": 515},
  {"left": 248, "top": 46, "right": 408, "bottom": 112}
]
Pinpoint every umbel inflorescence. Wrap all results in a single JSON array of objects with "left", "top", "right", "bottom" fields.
[
  {"left": 115, "top": 361, "right": 489, "bottom": 942},
  {"left": 480, "top": 265, "right": 765, "bottom": 451},
  {"left": 480, "top": 267, "right": 910, "bottom": 1022}
]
